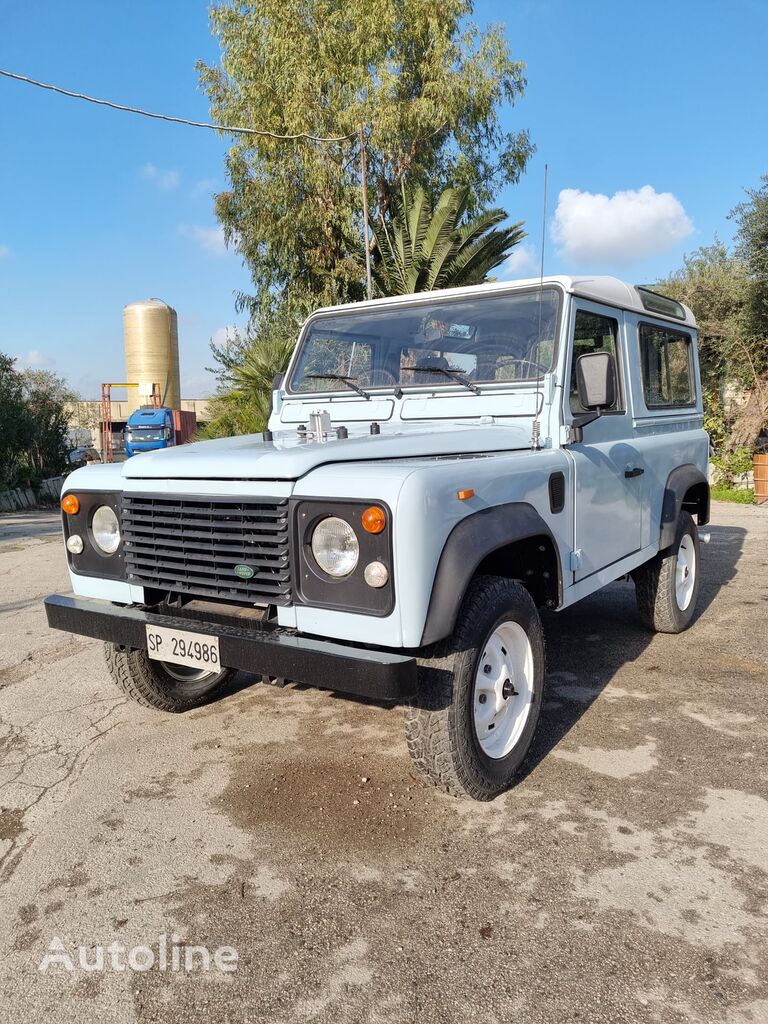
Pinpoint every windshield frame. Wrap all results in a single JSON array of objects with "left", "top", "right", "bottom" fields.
[{"left": 285, "top": 284, "right": 565, "bottom": 398}]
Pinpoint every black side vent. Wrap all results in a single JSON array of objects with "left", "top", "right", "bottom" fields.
[{"left": 549, "top": 472, "right": 566, "bottom": 514}]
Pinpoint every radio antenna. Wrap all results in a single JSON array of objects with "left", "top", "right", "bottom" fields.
[{"left": 531, "top": 162, "right": 548, "bottom": 450}]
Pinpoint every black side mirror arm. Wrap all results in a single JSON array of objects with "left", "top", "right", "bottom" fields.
[{"left": 568, "top": 409, "right": 601, "bottom": 443}]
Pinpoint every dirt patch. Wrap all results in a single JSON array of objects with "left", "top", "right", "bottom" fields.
[
  {"left": 0, "top": 807, "right": 25, "bottom": 841},
  {"left": 219, "top": 744, "right": 435, "bottom": 856},
  {"left": 0, "top": 731, "right": 25, "bottom": 760},
  {"left": 40, "top": 862, "right": 90, "bottom": 894}
]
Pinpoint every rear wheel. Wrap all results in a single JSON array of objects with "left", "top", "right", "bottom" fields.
[
  {"left": 404, "top": 576, "right": 545, "bottom": 800},
  {"left": 634, "top": 511, "right": 701, "bottom": 633},
  {"left": 105, "top": 644, "right": 233, "bottom": 712}
]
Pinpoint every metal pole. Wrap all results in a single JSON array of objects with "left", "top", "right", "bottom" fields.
[{"left": 359, "top": 125, "right": 372, "bottom": 301}]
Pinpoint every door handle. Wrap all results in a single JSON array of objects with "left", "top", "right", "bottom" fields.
[{"left": 624, "top": 467, "right": 644, "bottom": 478}]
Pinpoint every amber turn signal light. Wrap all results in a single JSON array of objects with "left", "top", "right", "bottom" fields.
[
  {"left": 457, "top": 489, "right": 475, "bottom": 501},
  {"left": 61, "top": 494, "right": 80, "bottom": 515},
  {"left": 361, "top": 505, "right": 386, "bottom": 534}
]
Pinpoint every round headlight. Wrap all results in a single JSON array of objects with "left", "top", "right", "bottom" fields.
[
  {"left": 91, "top": 505, "right": 120, "bottom": 554},
  {"left": 310, "top": 517, "right": 359, "bottom": 577}
]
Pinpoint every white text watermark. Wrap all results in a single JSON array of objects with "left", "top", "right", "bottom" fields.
[{"left": 38, "top": 934, "right": 238, "bottom": 974}]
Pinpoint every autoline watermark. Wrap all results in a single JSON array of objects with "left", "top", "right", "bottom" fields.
[{"left": 39, "top": 934, "right": 238, "bottom": 974}]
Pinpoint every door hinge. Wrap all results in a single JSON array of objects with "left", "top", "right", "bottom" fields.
[{"left": 569, "top": 549, "right": 583, "bottom": 572}]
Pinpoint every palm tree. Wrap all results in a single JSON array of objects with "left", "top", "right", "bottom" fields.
[
  {"left": 371, "top": 181, "right": 526, "bottom": 296},
  {"left": 199, "top": 311, "right": 298, "bottom": 439}
]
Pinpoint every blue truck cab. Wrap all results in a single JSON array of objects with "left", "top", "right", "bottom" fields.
[
  {"left": 48, "top": 276, "right": 710, "bottom": 800},
  {"left": 124, "top": 407, "right": 175, "bottom": 457}
]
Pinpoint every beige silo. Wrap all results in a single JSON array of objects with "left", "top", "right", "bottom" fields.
[{"left": 123, "top": 299, "right": 181, "bottom": 414}]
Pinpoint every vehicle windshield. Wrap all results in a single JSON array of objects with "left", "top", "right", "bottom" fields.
[
  {"left": 127, "top": 428, "right": 165, "bottom": 442},
  {"left": 289, "top": 288, "right": 561, "bottom": 394}
]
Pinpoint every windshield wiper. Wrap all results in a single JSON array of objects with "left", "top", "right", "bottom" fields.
[
  {"left": 401, "top": 366, "right": 480, "bottom": 395},
  {"left": 303, "top": 373, "right": 371, "bottom": 400}
]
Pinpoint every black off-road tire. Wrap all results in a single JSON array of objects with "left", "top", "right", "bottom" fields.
[
  {"left": 634, "top": 511, "right": 701, "bottom": 633},
  {"left": 404, "top": 576, "right": 545, "bottom": 801},
  {"left": 105, "top": 644, "right": 233, "bottom": 712}
]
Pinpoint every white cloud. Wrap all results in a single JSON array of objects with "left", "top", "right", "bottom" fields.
[
  {"left": 0, "top": 244, "right": 11, "bottom": 259},
  {"left": 181, "top": 372, "right": 215, "bottom": 398},
  {"left": 191, "top": 178, "right": 218, "bottom": 198},
  {"left": 140, "top": 162, "right": 181, "bottom": 190},
  {"left": 211, "top": 325, "right": 239, "bottom": 347},
  {"left": 498, "top": 243, "right": 538, "bottom": 279},
  {"left": 551, "top": 185, "right": 694, "bottom": 266},
  {"left": 178, "top": 224, "right": 228, "bottom": 257},
  {"left": 14, "top": 349, "right": 52, "bottom": 369}
]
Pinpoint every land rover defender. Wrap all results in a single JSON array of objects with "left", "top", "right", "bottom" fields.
[{"left": 46, "top": 276, "right": 709, "bottom": 799}]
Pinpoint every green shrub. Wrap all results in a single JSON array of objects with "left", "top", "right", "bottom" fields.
[{"left": 711, "top": 484, "right": 757, "bottom": 504}]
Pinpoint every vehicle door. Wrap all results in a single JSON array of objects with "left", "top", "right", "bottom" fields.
[
  {"left": 624, "top": 315, "right": 705, "bottom": 549},
  {"left": 564, "top": 302, "right": 645, "bottom": 582}
]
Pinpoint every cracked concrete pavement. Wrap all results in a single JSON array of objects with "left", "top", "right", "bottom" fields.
[{"left": 1, "top": 503, "right": 767, "bottom": 1023}]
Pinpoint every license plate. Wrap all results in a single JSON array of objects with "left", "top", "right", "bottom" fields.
[{"left": 146, "top": 625, "right": 221, "bottom": 672}]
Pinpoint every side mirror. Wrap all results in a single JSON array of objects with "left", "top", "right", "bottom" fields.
[
  {"left": 569, "top": 351, "right": 617, "bottom": 443},
  {"left": 576, "top": 351, "right": 616, "bottom": 409}
]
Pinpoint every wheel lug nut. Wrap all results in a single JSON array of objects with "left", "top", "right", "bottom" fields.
[{"left": 478, "top": 693, "right": 487, "bottom": 704}]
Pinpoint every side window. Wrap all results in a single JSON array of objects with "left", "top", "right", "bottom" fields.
[
  {"left": 639, "top": 324, "right": 694, "bottom": 407},
  {"left": 569, "top": 310, "right": 622, "bottom": 413}
]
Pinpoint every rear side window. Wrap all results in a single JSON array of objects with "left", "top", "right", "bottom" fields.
[
  {"left": 639, "top": 324, "right": 695, "bottom": 407},
  {"left": 569, "top": 310, "right": 622, "bottom": 413}
]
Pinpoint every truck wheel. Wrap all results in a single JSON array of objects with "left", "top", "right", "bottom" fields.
[
  {"left": 104, "top": 644, "right": 233, "bottom": 712},
  {"left": 404, "top": 576, "right": 544, "bottom": 800},
  {"left": 634, "top": 511, "right": 701, "bottom": 633}
]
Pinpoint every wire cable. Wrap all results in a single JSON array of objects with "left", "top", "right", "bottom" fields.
[{"left": 0, "top": 68, "right": 356, "bottom": 143}]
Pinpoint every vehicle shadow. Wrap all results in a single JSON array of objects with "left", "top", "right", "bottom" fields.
[{"left": 518, "top": 522, "right": 747, "bottom": 779}]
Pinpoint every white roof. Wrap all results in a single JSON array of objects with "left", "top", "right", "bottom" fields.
[{"left": 313, "top": 275, "right": 697, "bottom": 327}]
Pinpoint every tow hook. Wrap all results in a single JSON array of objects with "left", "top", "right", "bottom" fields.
[{"left": 698, "top": 530, "right": 711, "bottom": 544}]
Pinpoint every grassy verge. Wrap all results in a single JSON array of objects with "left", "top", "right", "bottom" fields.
[{"left": 711, "top": 484, "right": 758, "bottom": 504}]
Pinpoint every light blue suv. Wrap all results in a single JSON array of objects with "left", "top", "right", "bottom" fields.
[{"left": 47, "top": 276, "right": 709, "bottom": 799}]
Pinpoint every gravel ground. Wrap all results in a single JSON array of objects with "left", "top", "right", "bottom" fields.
[{"left": 0, "top": 502, "right": 767, "bottom": 1024}]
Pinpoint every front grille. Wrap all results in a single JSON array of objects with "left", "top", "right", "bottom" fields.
[{"left": 121, "top": 495, "right": 291, "bottom": 605}]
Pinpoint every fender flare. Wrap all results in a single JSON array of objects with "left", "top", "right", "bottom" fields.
[
  {"left": 420, "top": 502, "right": 562, "bottom": 647},
  {"left": 659, "top": 463, "right": 710, "bottom": 549}
]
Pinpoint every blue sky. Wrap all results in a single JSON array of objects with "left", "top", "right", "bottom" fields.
[{"left": 1, "top": 0, "right": 766, "bottom": 399}]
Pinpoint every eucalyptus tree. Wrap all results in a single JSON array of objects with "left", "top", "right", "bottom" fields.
[{"left": 198, "top": 0, "right": 533, "bottom": 315}]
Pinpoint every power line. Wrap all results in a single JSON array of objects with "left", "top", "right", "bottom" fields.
[{"left": 0, "top": 68, "right": 356, "bottom": 143}]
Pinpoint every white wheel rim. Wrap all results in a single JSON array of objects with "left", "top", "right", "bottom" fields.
[
  {"left": 161, "top": 662, "right": 220, "bottom": 684},
  {"left": 473, "top": 620, "right": 534, "bottom": 759},
  {"left": 675, "top": 534, "right": 696, "bottom": 611}
]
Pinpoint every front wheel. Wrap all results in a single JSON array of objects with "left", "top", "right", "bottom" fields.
[
  {"left": 633, "top": 511, "right": 701, "bottom": 633},
  {"left": 404, "top": 576, "right": 545, "bottom": 800},
  {"left": 105, "top": 644, "right": 234, "bottom": 712}
]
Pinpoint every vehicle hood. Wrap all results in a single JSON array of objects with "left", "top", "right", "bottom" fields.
[{"left": 121, "top": 421, "right": 533, "bottom": 481}]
